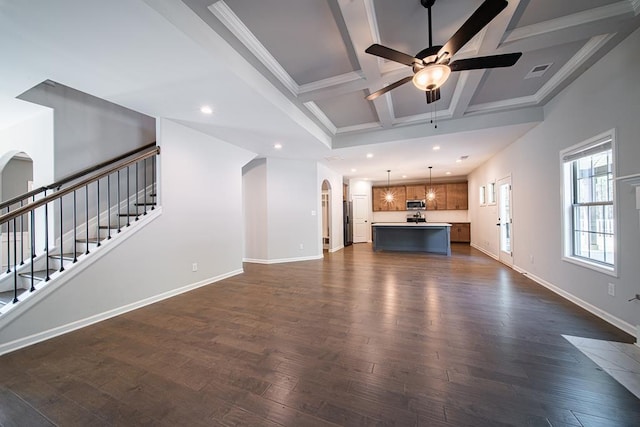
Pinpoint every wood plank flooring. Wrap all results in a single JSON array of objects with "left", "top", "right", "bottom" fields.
[{"left": 0, "top": 243, "right": 638, "bottom": 426}]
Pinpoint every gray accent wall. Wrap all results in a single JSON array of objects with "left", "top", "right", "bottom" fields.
[{"left": 468, "top": 27, "right": 640, "bottom": 336}]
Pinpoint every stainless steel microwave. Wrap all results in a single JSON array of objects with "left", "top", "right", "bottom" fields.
[{"left": 406, "top": 199, "right": 426, "bottom": 210}]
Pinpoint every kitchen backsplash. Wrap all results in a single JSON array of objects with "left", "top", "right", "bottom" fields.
[{"left": 372, "top": 210, "right": 469, "bottom": 223}]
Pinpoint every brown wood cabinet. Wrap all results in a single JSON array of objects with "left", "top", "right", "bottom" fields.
[
  {"left": 445, "top": 182, "right": 468, "bottom": 210},
  {"left": 450, "top": 223, "right": 471, "bottom": 243},
  {"left": 405, "top": 184, "right": 426, "bottom": 200},
  {"left": 372, "top": 186, "right": 406, "bottom": 211},
  {"left": 372, "top": 181, "right": 468, "bottom": 211},
  {"left": 426, "top": 184, "right": 447, "bottom": 210}
]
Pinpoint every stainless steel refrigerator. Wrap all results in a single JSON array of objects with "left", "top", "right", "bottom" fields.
[{"left": 343, "top": 201, "right": 353, "bottom": 246}]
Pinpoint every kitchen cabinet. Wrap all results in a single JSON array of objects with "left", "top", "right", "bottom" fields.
[
  {"left": 426, "top": 184, "right": 447, "bottom": 210},
  {"left": 446, "top": 182, "right": 468, "bottom": 210},
  {"left": 372, "top": 181, "right": 467, "bottom": 211},
  {"left": 450, "top": 223, "right": 471, "bottom": 243},
  {"left": 405, "top": 184, "right": 426, "bottom": 200},
  {"left": 372, "top": 186, "right": 406, "bottom": 211}
]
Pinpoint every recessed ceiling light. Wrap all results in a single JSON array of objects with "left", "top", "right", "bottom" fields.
[
  {"left": 351, "top": 168, "right": 357, "bottom": 172},
  {"left": 402, "top": 175, "right": 407, "bottom": 178},
  {"left": 200, "top": 105, "right": 213, "bottom": 114},
  {"left": 366, "top": 153, "right": 373, "bottom": 158},
  {"left": 445, "top": 171, "right": 452, "bottom": 175},
  {"left": 456, "top": 159, "right": 462, "bottom": 163},
  {"left": 433, "top": 145, "right": 440, "bottom": 151},
  {"left": 274, "top": 143, "right": 282, "bottom": 149}
]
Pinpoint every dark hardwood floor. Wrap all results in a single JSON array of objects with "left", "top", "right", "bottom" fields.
[{"left": 0, "top": 243, "right": 638, "bottom": 426}]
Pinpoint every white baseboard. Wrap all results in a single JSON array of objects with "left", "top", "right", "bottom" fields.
[
  {"left": 329, "top": 245, "right": 344, "bottom": 253},
  {"left": 517, "top": 268, "right": 636, "bottom": 338},
  {"left": 470, "top": 242, "right": 498, "bottom": 260},
  {"left": 0, "top": 267, "right": 243, "bottom": 356},
  {"left": 243, "top": 254, "right": 324, "bottom": 264}
]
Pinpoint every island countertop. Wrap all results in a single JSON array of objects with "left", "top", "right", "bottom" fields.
[
  {"left": 372, "top": 222, "right": 452, "bottom": 227},
  {"left": 372, "top": 222, "right": 451, "bottom": 255}
]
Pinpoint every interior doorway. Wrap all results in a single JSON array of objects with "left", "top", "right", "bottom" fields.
[
  {"left": 352, "top": 194, "right": 370, "bottom": 243},
  {"left": 497, "top": 175, "right": 513, "bottom": 266},
  {"left": 321, "top": 180, "right": 331, "bottom": 251}
]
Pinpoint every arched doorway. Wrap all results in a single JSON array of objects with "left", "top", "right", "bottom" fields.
[
  {"left": 0, "top": 151, "right": 34, "bottom": 270},
  {"left": 321, "top": 180, "right": 331, "bottom": 251}
]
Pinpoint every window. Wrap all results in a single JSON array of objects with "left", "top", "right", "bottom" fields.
[
  {"left": 561, "top": 130, "right": 616, "bottom": 273},
  {"left": 487, "top": 181, "right": 496, "bottom": 205},
  {"left": 479, "top": 185, "right": 486, "bottom": 205}
]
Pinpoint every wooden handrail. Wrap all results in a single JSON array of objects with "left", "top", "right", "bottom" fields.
[
  {"left": 0, "top": 142, "right": 157, "bottom": 211},
  {"left": 0, "top": 146, "right": 159, "bottom": 224}
]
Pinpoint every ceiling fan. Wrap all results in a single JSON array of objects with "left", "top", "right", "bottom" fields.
[{"left": 365, "top": 0, "right": 522, "bottom": 104}]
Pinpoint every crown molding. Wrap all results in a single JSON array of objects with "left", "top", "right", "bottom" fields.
[
  {"left": 208, "top": 1, "right": 299, "bottom": 96},
  {"left": 303, "top": 101, "right": 337, "bottom": 135},
  {"left": 504, "top": 1, "right": 633, "bottom": 44}
]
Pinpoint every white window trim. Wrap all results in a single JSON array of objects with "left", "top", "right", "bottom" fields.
[{"left": 560, "top": 128, "right": 618, "bottom": 277}]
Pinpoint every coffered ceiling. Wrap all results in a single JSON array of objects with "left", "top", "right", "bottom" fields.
[{"left": 1, "top": 0, "right": 639, "bottom": 184}]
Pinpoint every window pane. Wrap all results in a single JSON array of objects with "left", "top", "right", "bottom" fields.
[
  {"left": 604, "top": 233, "right": 614, "bottom": 264},
  {"left": 574, "top": 230, "right": 589, "bottom": 258},
  {"left": 589, "top": 232, "right": 605, "bottom": 263}
]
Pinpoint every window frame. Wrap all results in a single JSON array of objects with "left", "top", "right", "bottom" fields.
[
  {"left": 560, "top": 129, "right": 617, "bottom": 276},
  {"left": 479, "top": 185, "right": 486, "bottom": 206},
  {"left": 487, "top": 181, "right": 496, "bottom": 205}
]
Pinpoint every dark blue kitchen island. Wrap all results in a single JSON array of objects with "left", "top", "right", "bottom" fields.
[{"left": 372, "top": 222, "right": 452, "bottom": 255}]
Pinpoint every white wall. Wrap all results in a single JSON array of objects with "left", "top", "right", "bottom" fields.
[
  {"left": 0, "top": 119, "right": 256, "bottom": 348},
  {"left": 469, "top": 27, "right": 640, "bottom": 336},
  {"left": 0, "top": 109, "right": 54, "bottom": 189},
  {"left": 18, "top": 82, "right": 155, "bottom": 180},
  {"left": 318, "top": 163, "right": 344, "bottom": 252}
]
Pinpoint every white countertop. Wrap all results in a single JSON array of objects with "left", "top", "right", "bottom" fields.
[{"left": 372, "top": 222, "right": 451, "bottom": 227}]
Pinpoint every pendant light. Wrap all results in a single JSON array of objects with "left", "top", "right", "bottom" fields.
[
  {"left": 383, "top": 169, "right": 395, "bottom": 204},
  {"left": 426, "top": 166, "right": 435, "bottom": 201}
]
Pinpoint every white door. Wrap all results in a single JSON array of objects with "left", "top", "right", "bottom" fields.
[
  {"left": 352, "top": 194, "right": 370, "bottom": 243},
  {"left": 497, "top": 176, "right": 513, "bottom": 266}
]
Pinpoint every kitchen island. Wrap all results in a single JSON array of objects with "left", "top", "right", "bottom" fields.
[{"left": 372, "top": 222, "right": 452, "bottom": 255}]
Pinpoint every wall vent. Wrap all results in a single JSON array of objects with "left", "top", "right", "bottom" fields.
[{"left": 525, "top": 63, "right": 553, "bottom": 79}]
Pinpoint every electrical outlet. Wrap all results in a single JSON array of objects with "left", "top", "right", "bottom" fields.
[
  {"left": 607, "top": 283, "right": 615, "bottom": 296},
  {"left": 192, "top": 263, "right": 198, "bottom": 272}
]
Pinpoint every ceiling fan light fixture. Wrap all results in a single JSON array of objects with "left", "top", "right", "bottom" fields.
[{"left": 412, "top": 64, "right": 451, "bottom": 91}]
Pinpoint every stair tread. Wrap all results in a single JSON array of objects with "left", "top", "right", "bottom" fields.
[
  {"left": 134, "top": 202, "right": 156, "bottom": 206},
  {"left": 19, "top": 269, "right": 57, "bottom": 280},
  {"left": 76, "top": 237, "right": 101, "bottom": 243},
  {"left": 49, "top": 252, "right": 82, "bottom": 260}
]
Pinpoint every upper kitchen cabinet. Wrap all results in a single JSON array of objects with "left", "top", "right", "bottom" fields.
[
  {"left": 445, "top": 182, "right": 468, "bottom": 210},
  {"left": 372, "top": 186, "right": 406, "bottom": 211},
  {"left": 406, "top": 184, "right": 426, "bottom": 200},
  {"left": 426, "top": 184, "right": 447, "bottom": 210}
]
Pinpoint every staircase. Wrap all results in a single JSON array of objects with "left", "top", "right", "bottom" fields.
[{"left": 0, "top": 144, "right": 159, "bottom": 315}]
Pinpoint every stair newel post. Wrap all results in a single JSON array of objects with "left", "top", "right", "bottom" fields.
[
  {"left": 117, "top": 170, "right": 121, "bottom": 233},
  {"left": 58, "top": 196, "right": 63, "bottom": 273},
  {"left": 30, "top": 207, "right": 35, "bottom": 292},
  {"left": 44, "top": 190, "right": 50, "bottom": 281},
  {"left": 126, "top": 166, "right": 130, "bottom": 227},
  {"left": 6, "top": 206, "right": 11, "bottom": 273},
  {"left": 143, "top": 158, "right": 148, "bottom": 216},
  {"left": 96, "top": 178, "right": 101, "bottom": 247},
  {"left": 73, "top": 190, "right": 77, "bottom": 263},
  {"left": 84, "top": 184, "right": 90, "bottom": 255},
  {"left": 151, "top": 155, "right": 156, "bottom": 211},
  {"left": 12, "top": 218, "right": 18, "bottom": 303},
  {"left": 107, "top": 174, "right": 112, "bottom": 240},
  {"left": 135, "top": 162, "right": 139, "bottom": 221},
  {"left": 19, "top": 200, "right": 24, "bottom": 265}
]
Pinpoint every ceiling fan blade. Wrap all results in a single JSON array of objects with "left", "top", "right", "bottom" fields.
[
  {"left": 365, "top": 44, "right": 419, "bottom": 67},
  {"left": 365, "top": 76, "right": 413, "bottom": 101},
  {"left": 449, "top": 52, "right": 522, "bottom": 71},
  {"left": 437, "top": 0, "right": 508, "bottom": 60}
]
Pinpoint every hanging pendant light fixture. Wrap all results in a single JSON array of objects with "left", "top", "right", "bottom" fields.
[
  {"left": 383, "top": 169, "right": 395, "bottom": 205},
  {"left": 426, "top": 166, "right": 435, "bottom": 202}
]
